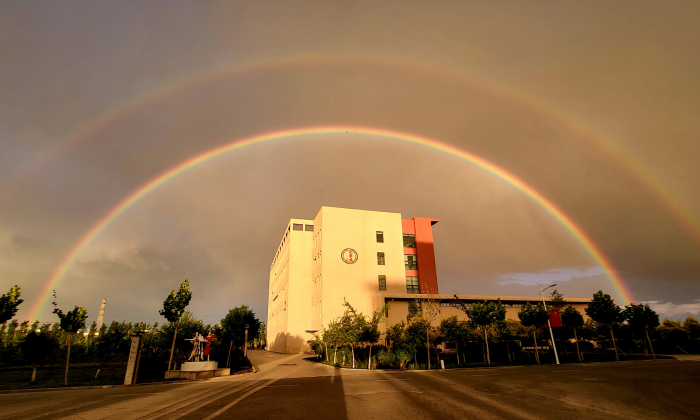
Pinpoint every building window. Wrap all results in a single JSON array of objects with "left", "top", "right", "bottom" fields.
[
  {"left": 378, "top": 275, "right": 386, "bottom": 291},
  {"left": 305, "top": 224, "right": 314, "bottom": 231},
  {"left": 377, "top": 252, "right": 385, "bottom": 265},
  {"left": 406, "top": 276, "right": 420, "bottom": 294},
  {"left": 408, "top": 301, "right": 422, "bottom": 319},
  {"left": 403, "top": 234, "right": 416, "bottom": 248},
  {"left": 376, "top": 231, "right": 384, "bottom": 243},
  {"left": 404, "top": 254, "right": 418, "bottom": 270},
  {"left": 440, "top": 302, "right": 451, "bottom": 307},
  {"left": 293, "top": 223, "right": 303, "bottom": 231}
]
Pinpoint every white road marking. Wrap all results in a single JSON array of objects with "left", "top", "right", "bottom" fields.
[{"left": 266, "top": 384, "right": 299, "bottom": 387}]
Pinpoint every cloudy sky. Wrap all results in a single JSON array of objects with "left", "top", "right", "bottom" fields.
[{"left": 1, "top": 1, "right": 699, "bottom": 325}]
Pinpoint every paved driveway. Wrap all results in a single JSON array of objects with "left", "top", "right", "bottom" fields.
[{"left": 2, "top": 350, "right": 699, "bottom": 419}]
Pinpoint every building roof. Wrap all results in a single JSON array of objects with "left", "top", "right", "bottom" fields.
[{"left": 381, "top": 293, "right": 591, "bottom": 303}]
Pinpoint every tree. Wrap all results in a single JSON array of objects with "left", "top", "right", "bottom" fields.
[
  {"left": 455, "top": 297, "right": 506, "bottom": 366},
  {"left": 623, "top": 303, "right": 659, "bottom": 359},
  {"left": 496, "top": 319, "right": 528, "bottom": 363},
  {"left": 561, "top": 306, "right": 585, "bottom": 362},
  {"left": 586, "top": 291, "right": 623, "bottom": 361},
  {"left": 324, "top": 318, "right": 344, "bottom": 364},
  {"left": 416, "top": 295, "right": 441, "bottom": 369},
  {"left": 386, "top": 321, "right": 406, "bottom": 350},
  {"left": 0, "top": 285, "right": 23, "bottom": 324},
  {"left": 518, "top": 302, "right": 549, "bottom": 364},
  {"left": 404, "top": 316, "right": 429, "bottom": 366},
  {"left": 340, "top": 300, "right": 364, "bottom": 368},
  {"left": 53, "top": 304, "right": 88, "bottom": 385},
  {"left": 159, "top": 279, "right": 192, "bottom": 371},
  {"left": 220, "top": 305, "right": 261, "bottom": 366},
  {"left": 548, "top": 289, "right": 567, "bottom": 311},
  {"left": 684, "top": 316, "right": 700, "bottom": 340},
  {"left": 94, "top": 321, "right": 131, "bottom": 378},
  {"left": 439, "top": 315, "right": 468, "bottom": 364},
  {"left": 19, "top": 331, "right": 58, "bottom": 381},
  {"left": 360, "top": 304, "right": 389, "bottom": 369},
  {"left": 658, "top": 319, "right": 686, "bottom": 353},
  {"left": 256, "top": 322, "right": 267, "bottom": 349}
]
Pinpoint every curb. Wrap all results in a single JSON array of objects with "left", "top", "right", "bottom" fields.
[{"left": 307, "top": 356, "right": 684, "bottom": 373}]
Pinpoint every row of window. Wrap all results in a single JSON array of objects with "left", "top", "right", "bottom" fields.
[
  {"left": 376, "top": 275, "right": 421, "bottom": 294},
  {"left": 292, "top": 223, "right": 314, "bottom": 232},
  {"left": 375, "top": 231, "right": 417, "bottom": 248},
  {"left": 375, "top": 252, "right": 418, "bottom": 270},
  {"left": 437, "top": 301, "right": 522, "bottom": 308}
]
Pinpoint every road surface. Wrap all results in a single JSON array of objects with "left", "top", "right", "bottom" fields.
[{"left": 2, "top": 350, "right": 699, "bottom": 419}]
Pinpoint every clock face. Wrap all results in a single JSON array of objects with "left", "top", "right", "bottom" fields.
[{"left": 341, "top": 248, "right": 358, "bottom": 264}]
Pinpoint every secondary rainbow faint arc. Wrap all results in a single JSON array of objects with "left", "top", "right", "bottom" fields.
[
  {"left": 28, "top": 126, "right": 633, "bottom": 320},
  {"left": 5, "top": 53, "right": 700, "bottom": 245}
]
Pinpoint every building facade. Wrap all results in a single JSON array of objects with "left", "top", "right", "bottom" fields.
[{"left": 266, "top": 206, "right": 589, "bottom": 353}]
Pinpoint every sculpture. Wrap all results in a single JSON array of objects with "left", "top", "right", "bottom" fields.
[{"left": 187, "top": 332, "right": 206, "bottom": 362}]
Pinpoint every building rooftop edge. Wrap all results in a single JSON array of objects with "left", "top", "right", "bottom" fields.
[{"left": 381, "top": 293, "right": 591, "bottom": 302}]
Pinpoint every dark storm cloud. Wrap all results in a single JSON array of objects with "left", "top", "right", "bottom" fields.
[{"left": 0, "top": 1, "right": 698, "bottom": 323}]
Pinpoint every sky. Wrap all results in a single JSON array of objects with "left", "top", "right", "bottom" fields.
[{"left": 1, "top": 1, "right": 699, "bottom": 326}]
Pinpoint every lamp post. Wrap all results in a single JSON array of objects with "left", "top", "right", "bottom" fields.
[
  {"left": 244, "top": 324, "right": 249, "bottom": 358},
  {"left": 539, "top": 284, "right": 560, "bottom": 365}
]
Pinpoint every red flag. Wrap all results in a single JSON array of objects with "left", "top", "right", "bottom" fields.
[
  {"left": 540, "top": 310, "right": 562, "bottom": 328},
  {"left": 204, "top": 334, "right": 217, "bottom": 356}
]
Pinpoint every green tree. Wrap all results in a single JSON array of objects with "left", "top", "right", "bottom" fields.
[
  {"left": 548, "top": 289, "right": 567, "bottom": 311},
  {"left": 455, "top": 297, "right": 506, "bottom": 366},
  {"left": 561, "top": 306, "right": 585, "bottom": 362},
  {"left": 340, "top": 300, "right": 364, "bottom": 368},
  {"left": 94, "top": 321, "right": 131, "bottom": 377},
  {"left": 623, "top": 303, "right": 659, "bottom": 359},
  {"left": 496, "top": 319, "right": 527, "bottom": 363},
  {"left": 386, "top": 321, "right": 406, "bottom": 350},
  {"left": 159, "top": 279, "right": 192, "bottom": 371},
  {"left": 439, "top": 315, "right": 468, "bottom": 364},
  {"left": 19, "top": 331, "right": 59, "bottom": 381},
  {"left": 658, "top": 318, "right": 686, "bottom": 353},
  {"left": 360, "top": 304, "right": 389, "bottom": 369},
  {"left": 220, "top": 305, "right": 261, "bottom": 366},
  {"left": 323, "top": 318, "right": 344, "bottom": 364},
  {"left": 53, "top": 304, "right": 88, "bottom": 385},
  {"left": 586, "top": 291, "right": 623, "bottom": 361},
  {"left": 518, "top": 302, "right": 549, "bottom": 364},
  {"left": 0, "top": 285, "right": 23, "bottom": 324},
  {"left": 404, "top": 316, "right": 429, "bottom": 366},
  {"left": 256, "top": 322, "right": 267, "bottom": 349},
  {"left": 684, "top": 316, "right": 700, "bottom": 340}
]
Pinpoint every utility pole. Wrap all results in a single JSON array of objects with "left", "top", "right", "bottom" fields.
[{"left": 540, "top": 285, "right": 560, "bottom": 365}]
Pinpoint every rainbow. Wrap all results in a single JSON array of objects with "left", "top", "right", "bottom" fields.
[
  {"left": 5, "top": 54, "right": 699, "bottom": 246},
  {"left": 27, "top": 126, "right": 634, "bottom": 321}
]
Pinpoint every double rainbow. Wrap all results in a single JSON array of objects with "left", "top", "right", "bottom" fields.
[{"left": 27, "top": 126, "right": 633, "bottom": 321}]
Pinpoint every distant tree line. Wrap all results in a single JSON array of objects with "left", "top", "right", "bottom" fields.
[
  {"left": 0, "top": 281, "right": 265, "bottom": 390},
  {"left": 308, "top": 289, "right": 700, "bottom": 370}
]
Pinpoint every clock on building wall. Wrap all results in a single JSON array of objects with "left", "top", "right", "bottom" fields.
[{"left": 341, "top": 248, "right": 358, "bottom": 264}]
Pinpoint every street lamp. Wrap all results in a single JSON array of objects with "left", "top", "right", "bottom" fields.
[
  {"left": 539, "top": 284, "right": 560, "bottom": 365},
  {"left": 244, "top": 324, "right": 249, "bottom": 358}
]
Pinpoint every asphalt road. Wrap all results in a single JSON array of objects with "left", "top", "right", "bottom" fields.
[{"left": 2, "top": 350, "right": 699, "bottom": 420}]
